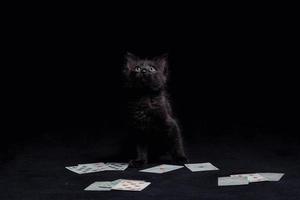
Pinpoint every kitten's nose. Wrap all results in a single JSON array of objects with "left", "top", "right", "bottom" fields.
[{"left": 141, "top": 69, "right": 147, "bottom": 73}]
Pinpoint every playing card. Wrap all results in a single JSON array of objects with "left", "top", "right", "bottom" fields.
[
  {"left": 218, "top": 176, "right": 249, "bottom": 186},
  {"left": 78, "top": 162, "right": 105, "bottom": 167},
  {"left": 65, "top": 165, "right": 100, "bottom": 174},
  {"left": 258, "top": 173, "right": 285, "bottom": 181},
  {"left": 84, "top": 181, "right": 113, "bottom": 191},
  {"left": 78, "top": 162, "right": 112, "bottom": 172},
  {"left": 112, "top": 180, "right": 150, "bottom": 191},
  {"left": 111, "top": 179, "right": 123, "bottom": 186},
  {"left": 231, "top": 173, "right": 268, "bottom": 182},
  {"left": 65, "top": 166, "right": 84, "bottom": 174},
  {"left": 185, "top": 163, "right": 219, "bottom": 172},
  {"left": 66, "top": 162, "right": 129, "bottom": 174},
  {"left": 105, "top": 163, "right": 129, "bottom": 171},
  {"left": 140, "top": 164, "right": 184, "bottom": 174}
]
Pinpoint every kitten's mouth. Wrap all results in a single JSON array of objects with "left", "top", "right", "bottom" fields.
[
  {"left": 138, "top": 75, "right": 151, "bottom": 82},
  {"left": 131, "top": 75, "right": 162, "bottom": 91}
]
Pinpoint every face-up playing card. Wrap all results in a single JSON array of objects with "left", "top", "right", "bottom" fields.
[
  {"left": 111, "top": 179, "right": 123, "bottom": 186},
  {"left": 84, "top": 182, "right": 113, "bottom": 191},
  {"left": 258, "top": 173, "right": 285, "bottom": 181},
  {"left": 105, "top": 163, "right": 129, "bottom": 171},
  {"left": 184, "top": 163, "right": 219, "bottom": 172},
  {"left": 78, "top": 162, "right": 113, "bottom": 172},
  {"left": 139, "top": 164, "right": 184, "bottom": 174},
  {"left": 66, "top": 162, "right": 130, "bottom": 174},
  {"left": 65, "top": 166, "right": 84, "bottom": 174},
  {"left": 65, "top": 165, "right": 101, "bottom": 174},
  {"left": 78, "top": 162, "right": 105, "bottom": 167},
  {"left": 230, "top": 173, "right": 268, "bottom": 182},
  {"left": 218, "top": 176, "right": 249, "bottom": 186},
  {"left": 111, "top": 180, "right": 150, "bottom": 191}
]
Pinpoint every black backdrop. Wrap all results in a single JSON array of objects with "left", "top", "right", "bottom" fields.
[{"left": 7, "top": 20, "right": 298, "bottom": 143}]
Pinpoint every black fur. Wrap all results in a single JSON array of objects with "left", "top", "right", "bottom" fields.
[{"left": 123, "top": 52, "right": 188, "bottom": 167}]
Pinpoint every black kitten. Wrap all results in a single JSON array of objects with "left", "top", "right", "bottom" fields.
[{"left": 123, "top": 52, "right": 188, "bottom": 167}]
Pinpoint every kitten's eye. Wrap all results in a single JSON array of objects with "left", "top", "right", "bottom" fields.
[
  {"left": 135, "top": 66, "right": 141, "bottom": 72},
  {"left": 149, "top": 66, "right": 156, "bottom": 72}
]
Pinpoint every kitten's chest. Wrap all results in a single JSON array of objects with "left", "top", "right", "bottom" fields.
[{"left": 130, "top": 97, "right": 159, "bottom": 124}]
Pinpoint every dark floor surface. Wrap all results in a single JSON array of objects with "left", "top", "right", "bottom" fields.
[{"left": 1, "top": 129, "right": 300, "bottom": 200}]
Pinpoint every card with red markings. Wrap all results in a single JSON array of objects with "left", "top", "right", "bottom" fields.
[
  {"left": 105, "top": 163, "right": 129, "bottom": 171},
  {"left": 185, "top": 162, "right": 219, "bottom": 172},
  {"left": 230, "top": 173, "right": 268, "bottom": 182},
  {"left": 65, "top": 164, "right": 102, "bottom": 174},
  {"left": 139, "top": 164, "right": 184, "bottom": 174},
  {"left": 78, "top": 162, "right": 112, "bottom": 172},
  {"left": 257, "top": 173, "right": 285, "bottom": 181},
  {"left": 111, "top": 180, "right": 151, "bottom": 191},
  {"left": 66, "top": 162, "right": 129, "bottom": 174}
]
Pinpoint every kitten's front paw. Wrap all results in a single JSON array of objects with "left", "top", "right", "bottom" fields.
[
  {"left": 129, "top": 159, "right": 147, "bottom": 168},
  {"left": 174, "top": 156, "right": 189, "bottom": 165}
]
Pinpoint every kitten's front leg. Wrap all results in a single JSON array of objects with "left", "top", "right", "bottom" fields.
[
  {"left": 129, "top": 144, "right": 148, "bottom": 167},
  {"left": 168, "top": 119, "right": 189, "bottom": 164}
]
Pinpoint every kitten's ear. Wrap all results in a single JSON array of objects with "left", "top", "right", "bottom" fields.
[
  {"left": 155, "top": 53, "right": 169, "bottom": 76},
  {"left": 124, "top": 52, "right": 139, "bottom": 70}
]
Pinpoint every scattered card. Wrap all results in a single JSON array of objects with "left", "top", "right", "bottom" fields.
[
  {"left": 218, "top": 176, "right": 249, "bottom": 186},
  {"left": 112, "top": 180, "right": 151, "bottom": 191},
  {"left": 84, "top": 181, "right": 113, "bottom": 191},
  {"left": 231, "top": 173, "right": 268, "bottom": 182},
  {"left": 258, "top": 173, "right": 285, "bottom": 181},
  {"left": 66, "top": 162, "right": 129, "bottom": 174},
  {"left": 140, "top": 164, "right": 184, "bottom": 174},
  {"left": 65, "top": 166, "right": 83, "bottom": 174},
  {"left": 105, "top": 163, "right": 129, "bottom": 171},
  {"left": 84, "top": 179, "right": 133, "bottom": 191},
  {"left": 78, "top": 162, "right": 105, "bottom": 166},
  {"left": 78, "top": 162, "right": 112, "bottom": 172},
  {"left": 65, "top": 165, "right": 101, "bottom": 174},
  {"left": 78, "top": 162, "right": 106, "bottom": 168},
  {"left": 111, "top": 179, "right": 123, "bottom": 186},
  {"left": 185, "top": 163, "right": 219, "bottom": 172}
]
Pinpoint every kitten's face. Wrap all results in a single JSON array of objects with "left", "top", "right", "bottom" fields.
[{"left": 124, "top": 53, "right": 168, "bottom": 91}]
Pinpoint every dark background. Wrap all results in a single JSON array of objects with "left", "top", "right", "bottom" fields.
[{"left": 1, "top": 6, "right": 299, "bottom": 200}]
